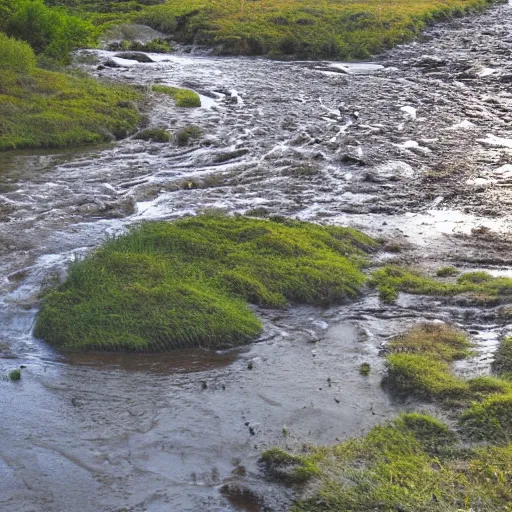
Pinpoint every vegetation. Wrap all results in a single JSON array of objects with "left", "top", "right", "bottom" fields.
[
  {"left": 1, "top": 0, "right": 95, "bottom": 64},
  {"left": 134, "top": 127, "right": 170, "bottom": 142},
  {"left": 436, "top": 266, "right": 460, "bottom": 277},
  {"left": 152, "top": 85, "right": 201, "bottom": 107},
  {"left": 134, "top": 0, "right": 500, "bottom": 59},
  {"left": 264, "top": 415, "right": 512, "bottom": 511},
  {"left": 0, "top": 35, "right": 141, "bottom": 150},
  {"left": 34, "top": 214, "right": 376, "bottom": 352},
  {"left": 175, "top": 125, "right": 203, "bottom": 146},
  {"left": 493, "top": 336, "right": 512, "bottom": 379},
  {"left": 372, "top": 266, "right": 512, "bottom": 304},
  {"left": 8, "top": 369, "right": 21, "bottom": 381}
]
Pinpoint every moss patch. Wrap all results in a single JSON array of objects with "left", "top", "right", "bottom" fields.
[
  {"left": 152, "top": 84, "right": 201, "bottom": 107},
  {"left": 34, "top": 214, "right": 376, "bottom": 352},
  {"left": 268, "top": 415, "right": 512, "bottom": 512}
]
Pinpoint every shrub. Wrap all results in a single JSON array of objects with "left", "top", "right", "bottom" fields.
[{"left": 0, "top": 33, "right": 37, "bottom": 74}]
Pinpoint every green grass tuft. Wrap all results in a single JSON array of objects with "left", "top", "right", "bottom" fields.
[
  {"left": 384, "top": 323, "right": 472, "bottom": 401},
  {"left": 459, "top": 393, "right": 512, "bottom": 443},
  {"left": 152, "top": 84, "right": 201, "bottom": 108},
  {"left": 8, "top": 369, "right": 21, "bottom": 381},
  {"left": 436, "top": 266, "right": 460, "bottom": 277},
  {"left": 34, "top": 214, "right": 376, "bottom": 352},
  {"left": 0, "top": 62, "right": 141, "bottom": 150}
]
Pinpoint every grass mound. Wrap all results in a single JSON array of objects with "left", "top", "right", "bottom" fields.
[
  {"left": 265, "top": 416, "right": 512, "bottom": 512},
  {"left": 384, "top": 323, "right": 472, "bottom": 400},
  {"left": 460, "top": 393, "right": 512, "bottom": 443},
  {"left": 152, "top": 84, "right": 201, "bottom": 108},
  {"left": 34, "top": 215, "right": 376, "bottom": 352},
  {"left": 0, "top": 32, "right": 141, "bottom": 150}
]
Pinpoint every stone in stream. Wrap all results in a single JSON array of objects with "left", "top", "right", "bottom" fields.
[{"left": 115, "top": 52, "right": 155, "bottom": 63}]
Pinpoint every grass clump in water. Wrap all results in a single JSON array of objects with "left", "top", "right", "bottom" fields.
[
  {"left": 8, "top": 369, "right": 21, "bottom": 381},
  {"left": 175, "top": 125, "right": 203, "bottom": 146},
  {"left": 134, "top": 127, "right": 170, "bottom": 142},
  {"left": 372, "top": 266, "right": 512, "bottom": 305},
  {"left": 152, "top": 84, "right": 201, "bottom": 107},
  {"left": 34, "top": 214, "right": 376, "bottom": 352},
  {"left": 267, "top": 415, "right": 512, "bottom": 512},
  {"left": 384, "top": 323, "right": 472, "bottom": 401},
  {"left": 492, "top": 336, "right": 512, "bottom": 379}
]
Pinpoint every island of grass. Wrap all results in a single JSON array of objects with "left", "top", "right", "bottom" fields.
[
  {"left": 151, "top": 85, "right": 201, "bottom": 108},
  {"left": 0, "top": 34, "right": 141, "bottom": 150},
  {"left": 34, "top": 214, "right": 377, "bottom": 352},
  {"left": 372, "top": 265, "right": 512, "bottom": 304}
]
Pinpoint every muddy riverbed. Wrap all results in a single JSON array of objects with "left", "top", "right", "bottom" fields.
[{"left": 2, "top": 3, "right": 512, "bottom": 511}]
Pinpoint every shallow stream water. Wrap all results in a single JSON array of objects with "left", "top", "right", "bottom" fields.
[{"left": 2, "top": 3, "right": 512, "bottom": 511}]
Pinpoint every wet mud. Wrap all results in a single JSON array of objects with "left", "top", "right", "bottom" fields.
[{"left": 2, "top": 3, "right": 512, "bottom": 511}]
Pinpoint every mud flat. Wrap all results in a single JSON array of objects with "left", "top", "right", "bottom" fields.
[{"left": 2, "top": 3, "right": 512, "bottom": 511}]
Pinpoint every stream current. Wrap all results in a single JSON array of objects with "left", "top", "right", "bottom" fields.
[{"left": 3, "top": 3, "right": 512, "bottom": 511}]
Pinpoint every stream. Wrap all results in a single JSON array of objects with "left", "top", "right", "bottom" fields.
[{"left": 2, "top": 3, "right": 512, "bottom": 511}]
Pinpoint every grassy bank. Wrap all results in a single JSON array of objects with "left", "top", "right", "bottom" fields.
[
  {"left": 128, "top": 0, "right": 499, "bottom": 59},
  {"left": 39, "top": 0, "right": 501, "bottom": 59},
  {"left": 263, "top": 323, "right": 512, "bottom": 510},
  {"left": 34, "top": 215, "right": 376, "bottom": 352},
  {"left": 0, "top": 30, "right": 142, "bottom": 151}
]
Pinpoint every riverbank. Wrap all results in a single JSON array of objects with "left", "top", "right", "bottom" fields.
[{"left": 61, "top": 0, "right": 503, "bottom": 59}]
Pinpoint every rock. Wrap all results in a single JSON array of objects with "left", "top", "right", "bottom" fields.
[
  {"left": 115, "top": 52, "right": 154, "bottom": 63},
  {"left": 414, "top": 55, "right": 447, "bottom": 68},
  {"left": 103, "top": 58, "right": 121, "bottom": 68}
]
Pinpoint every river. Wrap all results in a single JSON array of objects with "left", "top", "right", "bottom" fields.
[{"left": 1, "top": 3, "right": 512, "bottom": 511}]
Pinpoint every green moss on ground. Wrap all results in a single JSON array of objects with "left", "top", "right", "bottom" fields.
[
  {"left": 264, "top": 415, "right": 512, "bottom": 512},
  {"left": 34, "top": 214, "right": 376, "bottom": 352},
  {"left": 0, "top": 33, "right": 141, "bottom": 150},
  {"left": 152, "top": 84, "right": 201, "bottom": 108},
  {"left": 372, "top": 266, "right": 512, "bottom": 305}
]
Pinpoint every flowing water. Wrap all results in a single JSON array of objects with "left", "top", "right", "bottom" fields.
[{"left": 2, "top": 3, "right": 512, "bottom": 511}]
